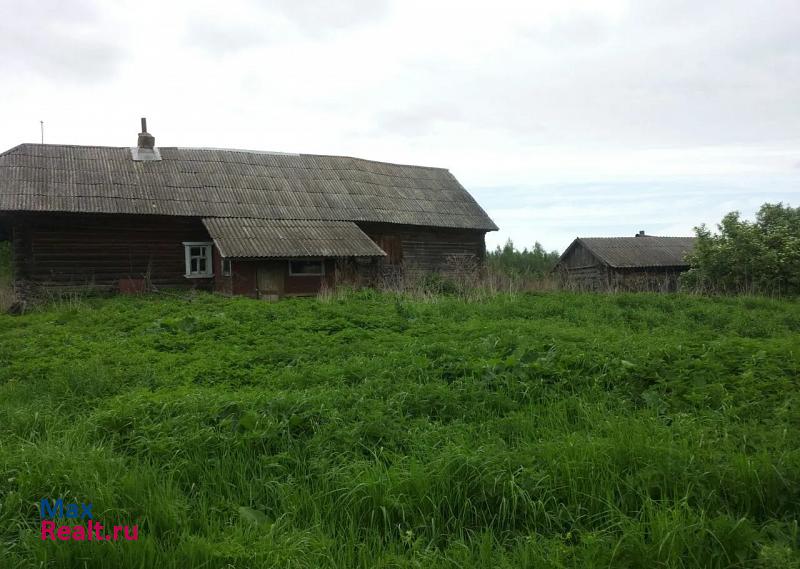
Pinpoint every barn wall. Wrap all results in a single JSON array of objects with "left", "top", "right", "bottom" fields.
[
  {"left": 9, "top": 213, "right": 214, "bottom": 295},
  {"left": 556, "top": 242, "right": 608, "bottom": 290},
  {"left": 228, "top": 261, "right": 257, "bottom": 298},
  {"left": 223, "top": 259, "right": 336, "bottom": 299},
  {"left": 609, "top": 267, "right": 686, "bottom": 292},
  {"left": 212, "top": 246, "right": 234, "bottom": 296},
  {"left": 0, "top": 216, "right": 10, "bottom": 241},
  {"left": 358, "top": 223, "right": 487, "bottom": 278},
  {"left": 560, "top": 243, "right": 600, "bottom": 269},
  {"left": 557, "top": 266, "right": 609, "bottom": 291},
  {"left": 285, "top": 259, "right": 336, "bottom": 295},
  {"left": 7, "top": 213, "right": 491, "bottom": 299}
]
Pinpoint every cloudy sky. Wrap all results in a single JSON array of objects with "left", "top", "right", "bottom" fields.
[{"left": 1, "top": 0, "right": 798, "bottom": 251}]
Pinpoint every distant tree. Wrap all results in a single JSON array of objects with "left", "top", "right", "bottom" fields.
[
  {"left": 682, "top": 203, "right": 800, "bottom": 295},
  {"left": 486, "top": 239, "right": 560, "bottom": 277}
]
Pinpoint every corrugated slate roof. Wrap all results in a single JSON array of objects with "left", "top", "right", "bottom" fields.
[
  {"left": 564, "top": 236, "right": 696, "bottom": 268},
  {"left": 0, "top": 144, "right": 497, "bottom": 231},
  {"left": 203, "top": 218, "right": 387, "bottom": 258}
]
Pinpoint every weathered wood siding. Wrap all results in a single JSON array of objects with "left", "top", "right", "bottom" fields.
[
  {"left": 556, "top": 242, "right": 608, "bottom": 290},
  {"left": 560, "top": 242, "right": 600, "bottom": 269},
  {"left": 0, "top": 217, "right": 10, "bottom": 241},
  {"left": 358, "top": 223, "right": 486, "bottom": 277},
  {"left": 558, "top": 265, "right": 609, "bottom": 291},
  {"left": 8, "top": 213, "right": 213, "bottom": 294},
  {"left": 608, "top": 267, "right": 685, "bottom": 292},
  {"left": 215, "top": 259, "right": 336, "bottom": 298},
  {"left": 6, "top": 213, "right": 490, "bottom": 299}
]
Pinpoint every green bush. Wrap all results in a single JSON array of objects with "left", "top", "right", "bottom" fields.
[{"left": 682, "top": 202, "right": 800, "bottom": 295}]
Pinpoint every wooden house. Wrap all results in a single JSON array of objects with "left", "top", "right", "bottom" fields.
[
  {"left": 555, "top": 232, "right": 695, "bottom": 292},
  {"left": 0, "top": 120, "right": 497, "bottom": 300}
]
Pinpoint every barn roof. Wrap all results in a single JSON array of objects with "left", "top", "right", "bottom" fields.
[
  {"left": 561, "top": 236, "right": 696, "bottom": 268},
  {"left": 0, "top": 144, "right": 497, "bottom": 231},
  {"left": 202, "top": 218, "right": 387, "bottom": 258}
]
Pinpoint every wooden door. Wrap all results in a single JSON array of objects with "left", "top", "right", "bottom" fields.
[
  {"left": 375, "top": 236, "right": 402, "bottom": 265},
  {"left": 256, "top": 265, "right": 283, "bottom": 301}
]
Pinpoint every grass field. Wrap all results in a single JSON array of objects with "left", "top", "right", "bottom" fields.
[{"left": 1, "top": 291, "right": 799, "bottom": 568}]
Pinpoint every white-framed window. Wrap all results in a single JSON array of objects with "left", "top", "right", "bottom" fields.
[
  {"left": 289, "top": 259, "right": 325, "bottom": 276},
  {"left": 183, "top": 242, "right": 214, "bottom": 278},
  {"left": 222, "top": 258, "right": 232, "bottom": 277}
]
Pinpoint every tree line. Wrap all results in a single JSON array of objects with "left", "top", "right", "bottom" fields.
[{"left": 485, "top": 239, "right": 560, "bottom": 277}]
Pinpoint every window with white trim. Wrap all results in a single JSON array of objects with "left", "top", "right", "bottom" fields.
[
  {"left": 222, "top": 258, "right": 232, "bottom": 277},
  {"left": 289, "top": 259, "right": 325, "bottom": 276},
  {"left": 183, "top": 242, "right": 214, "bottom": 278}
]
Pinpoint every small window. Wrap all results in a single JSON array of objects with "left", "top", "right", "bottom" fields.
[
  {"left": 289, "top": 259, "right": 325, "bottom": 276},
  {"left": 222, "top": 258, "right": 232, "bottom": 277},
  {"left": 183, "top": 242, "right": 213, "bottom": 278}
]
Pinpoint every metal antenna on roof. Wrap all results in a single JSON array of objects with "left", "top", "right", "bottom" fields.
[{"left": 40, "top": 120, "right": 44, "bottom": 144}]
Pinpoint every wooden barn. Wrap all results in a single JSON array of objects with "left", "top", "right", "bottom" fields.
[
  {"left": 555, "top": 232, "right": 695, "bottom": 292},
  {"left": 0, "top": 120, "right": 497, "bottom": 300}
]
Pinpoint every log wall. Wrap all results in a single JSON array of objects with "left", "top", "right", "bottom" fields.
[
  {"left": 215, "top": 258, "right": 336, "bottom": 298},
  {"left": 358, "top": 222, "right": 487, "bottom": 278},
  {"left": 555, "top": 242, "right": 608, "bottom": 290},
  {"left": 6, "top": 214, "right": 490, "bottom": 299},
  {"left": 609, "top": 268, "right": 685, "bottom": 292},
  {"left": 8, "top": 213, "right": 214, "bottom": 295}
]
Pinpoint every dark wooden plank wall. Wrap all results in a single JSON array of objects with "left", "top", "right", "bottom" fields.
[
  {"left": 214, "top": 258, "right": 336, "bottom": 298},
  {"left": 9, "top": 213, "right": 214, "bottom": 293},
  {"left": 559, "top": 265, "right": 609, "bottom": 291},
  {"left": 609, "top": 267, "right": 685, "bottom": 292},
  {"left": 560, "top": 242, "right": 601, "bottom": 269},
  {"left": 212, "top": 245, "right": 236, "bottom": 296},
  {"left": 358, "top": 223, "right": 487, "bottom": 275},
  {"left": 0, "top": 216, "right": 10, "bottom": 241},
  {"left": 283, "top": 259, "right": 336, "bottom": 295},
  {"left": 7, "top": 214, "right": 489, "bottom": 297},
  {"left": 556, "top": 242, "right": 608, "bottom": 290}
]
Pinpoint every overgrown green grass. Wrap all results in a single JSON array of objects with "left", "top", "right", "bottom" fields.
[{"left": 1, "top": 292, "right": 799, "bottom": 568}]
